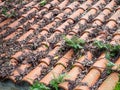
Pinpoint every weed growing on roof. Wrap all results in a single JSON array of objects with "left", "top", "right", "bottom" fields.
[
  {"left": 114, "top": 74, "right": 120, "bottom": 90},
  {"left": 30, "top": 81, "right": 50, "bottom": 90},
  {"left": 40, "top": 0, "right": 47, "bottom": 6},
  {"left": 93, "top": 40, "right": 120, "bottom": 73},
  {"left": 63, "top": 36, "right": 85, "bottom": 52},
  {"left": 2, "top": 7, "right": 16, "bottom": 18},
  {"left": 50, "top": 73, "right": 67, "bottom": 90}
]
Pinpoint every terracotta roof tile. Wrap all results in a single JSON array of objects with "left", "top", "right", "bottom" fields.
[{"left": 0, "top": 0, "right": 120, "bottom": 90}]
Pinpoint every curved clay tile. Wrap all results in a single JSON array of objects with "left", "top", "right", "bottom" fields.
[
  {"left": 56, "top": 49, "right": 74, "bottom": 67},
  {"left": 4, "top": 28, "right": 23, "bottom": 40},
  {"left": 57, "top": 0, "right": 69, "bottom": 10},
  {"left": 21, "top": 6, "right": 39, "bottom": 18},
  {"left": 93, "top": 9, "right": 111, "bottom": 26},
  {"left": 42, "top": 19, "right": 60, "bottom": 31},
  {"left": 19, "top": 1, "right": 36, "bottom": 12},
  {"left": 55, "top": 19, "right": 74, "bottom": 33},
  {"left": 74, "top": 69, "right": 101, "bottom": 90},
  {"left": 94, "top": 31, "right": 108, "bottom": 41},
  {"left": 74, "top": 52, "right": 93, "bottom": 70},
  {"left": 91, "top": 0, "right": 106, "bottom": 11},
  {"left": 0, "top": 29, "right": 6, "bottom": 35},
  {"left": 22, "top": 63, "right": 48, "bottom": 84},
  {"left": 0, "top": 18, "right": 11, "bottom": 28},
  {"left": 68, "top": 9, "right": 84, "bottom": 22},
  {"left": 65, "top": 1, "right": 80, "bottom": 11},
  {"left": 104, "top": 0, "right": 116, "bottom": 11},
  {"left": 59, "top": 52, "right": 93, "bottom": 89},
  {"left": 111, "top": 29, "right": 120, "bottom": 45},
  {"left": 68, "top": 0, "right": 93, "bottom": 22},
  {"left": 80, "top": 9, "right": 97, "bottom": 24},
  {"left": 43, "top": 0, "right": 59, "bottom": 10},
  {"left": 59, "top": 67, "right": 82, "bottom": 90},
  {"left": 44, "top": 9, "right": 59, "bottom": 19},
  {"left": 24, "top": 1, "right": 35, "bottom": 8},
  {"left": 40, "top": 57, "right": 51, "bottom": 66},
  {"left": 10, "top": 59, "right": 18, "bottom": 66},
  {"left": 106, "top": 7, "right": 120, "bottom": 29},
  {"left": 17, "top": 29, "right": 34, "bottom": 42},
  {"left": 40, "top": 64, "right": 65, "bottom": 85},
  {"left": 98, "top": 58, "right": 120, "bottom": 90},
  {"left": 9, "top": 62, "right": 31, "bottom": 82},
  {"left": 8, "top": 18, "right": 23, "bottom": 28},
  {"left": 80, "top": 0, "right": 106, "bottom": 24},
  {"left": 74, "top": 53, "right": 107, "bottom": 90},
  {"left": 98, "top": 72, "right": 119, "bottom": 90},
  {"left": 80, "top": 28, "right": 95, "bottom": 40},
  {"left": 79, "top": 0, "right": 93, "bottom": 11},
  {"left": 11, "top": 49, "right": 30, "bottom": 60},
  {"left": 112, "top": 57, "right": 120, "bottom": 71},
  {"left": 39, "top": 49, "right": 73, "bottom": 85},
  {"left": 39, "top": 46, "right": 61, "bottom": 65},
  {"left": 35, "top": 44, "right": 48, "bottom": 53},
  {"left": 55, "top": 10, "right": 70, "bottom": 20},
  {"left": 55, "top": 1, "right": 81, "bottom": 20},
  {"left": 28, "top": 30, "right": 48, "bottom": 43}
]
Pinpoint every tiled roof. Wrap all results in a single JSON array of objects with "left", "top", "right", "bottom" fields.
[{"left": 0, "top": 0, "right": 120, "bottom": 90}]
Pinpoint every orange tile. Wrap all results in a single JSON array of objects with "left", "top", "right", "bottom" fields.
[
  {"left": 98, "top": 57, "right": 120, "bottom": 90},
  {"left": 98, "top": 73, "right": 119, "bottom": 90},
  {"left": 8, "top": 18, "right": 23, "bottom": 28},
  {"left": 40, "top": 64, "right": 65, "bottom": 85},
  {"left": 59, "top": 52, "right": 93, "bottom": 89},
  {"left": 22, "top": 63, "right": 48, "bottom": 84},
  {"left": 79, "top": 0, "right": 93, "bottom": 11},
  {"left": 57, "top": 0, "right": 69, "bottom": 10},
  {"left": 11, "top": 49, "right": 29, "bottom": 60},
  {"left": 56, "top": 49, "right": 74, "bottom": 67},
  {"left": 0, "top": 18, "right": 11, "bottom": 28},
  {"left": 104, "top": 0, "right": 116, "bottom": 11},
  {"left": 65, "top": 1, "right": 80, "bottom": 11},
  {"left": 17, "top": 29, "right": 34, "bottom": 42},
  {"left": 9, "top": 62, "right": 31, "bottom": 82},
  {"left": 74, "top": 52, "right": 93, "bottom": 70},
  {"left": 93, "top": 9, "right": 111, "bottom": 26},
  {"left": 4, "top": 28, "right": 23, "bottom": 40},
  {"left": 74, "top": 69, "right": 101, "bottom": 90}
]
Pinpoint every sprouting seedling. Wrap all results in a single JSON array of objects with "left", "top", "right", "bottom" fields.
[
  {"left": 114, "top": 74, "right": 120, "bottom": 90},
  {"left": 40, "top": 0, "right": 47, "bottom": 6},
  {"left": 106, "top": 60, "right": 115, "bottom": 74},
  {"left": 50, "top": 73, "right": 67, "bottom": 90},
  {"left": 63, "top": 36, "right": 85, "bottom": 52},
  {"left": 114, "top": 81, "right": 120, "bottom": 90},
  {"left": 2, "top": 7, "right": 8, "bottom": 17},
  {"left": 30, "top": 81, "right": 50, "bottom": 90},
  {"left": 94, "top": 40, "right": 120, "bottom": 74},
  {"left": 93, "top": 40, "right": 120, "bottom": 60},
  {"left": 2, "top": 7, "right": 16, "bottom": 18}
]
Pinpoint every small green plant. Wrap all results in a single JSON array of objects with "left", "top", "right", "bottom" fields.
[
  {"left": 114, "top": 74, "right": 120, "bottom": 90},
  {"left": 63, "top": 36, "right": 85, "bottom": 52},
  {"left": 106, "top": 61, "right": 115, "bottom": 74},
  {"left": 50, "top": 73, "right": 67, "bottom": 90},
  {"left": 114, "top": 82, "right": 120, "bottom": 90},
  {"left": 94, "top": 40, "right": 120, "bottom": 74},
  {"left": 40, "top": 0, "right": 47, "bottom": 6},
  {"left": 2, "top": 7, "right": 16, "bottom": 18},
  {"left": 30, "top": 81, "right": 50, "bottom": 90},
  {"left": 94, "top": 40, "right": 120, "bottom": 60}
]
